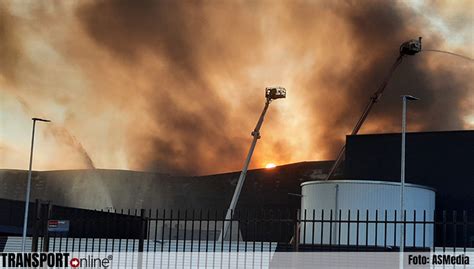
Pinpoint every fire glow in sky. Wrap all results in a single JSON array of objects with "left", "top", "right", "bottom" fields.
[{"left": 0, "top": 0, "right": 472, "bottom": 175}]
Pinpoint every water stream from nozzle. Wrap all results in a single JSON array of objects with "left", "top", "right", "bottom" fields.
[
  {"left": 49, "top": 124, "right": 97, "bottom": 169},
  {"left": 11, "top": 93, "right": 97, "bottom": 169},
  {"left": 421, "top": 49, "right": 474, "bottom": 62}
]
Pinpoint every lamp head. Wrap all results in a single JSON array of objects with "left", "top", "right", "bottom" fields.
[
  {"left": 402, "top": 95, "right": 420, "bottom": 101},
  {"left": 32, "top": 117, "right": 51, "bottom": 122}
]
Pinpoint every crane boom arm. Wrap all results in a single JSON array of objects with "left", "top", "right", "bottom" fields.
[{"left": 325, "top": 37, "right": 422, "bottom": 180}]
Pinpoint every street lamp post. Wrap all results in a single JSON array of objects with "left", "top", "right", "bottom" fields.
[
  {"left": 399, "top": 95, "right": 418, "bottom": 268},
  {"left": 218, "top": 87, "right": 286, "bottom": 242},
  {"left": 21, "top": 117, "right": 50, "bottom": 252}
]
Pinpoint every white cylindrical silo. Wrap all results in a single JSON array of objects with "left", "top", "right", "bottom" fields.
[{"left": 300, "top": 180, "right": 435, "bottom": 248}]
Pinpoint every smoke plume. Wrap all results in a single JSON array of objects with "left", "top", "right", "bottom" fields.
[{"left": 0, "top": 0, "right": 472, "bottom": 175}]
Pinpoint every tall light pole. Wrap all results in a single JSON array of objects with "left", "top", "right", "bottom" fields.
[
  {"left": 219, "top": 87, "right": 286, "bottom": 242},
  {"left": 21, "top": 117, "right": 50, "bottom": 252},
  {"left": 399, "top": 95, "right": 418, "bottom": 268}
]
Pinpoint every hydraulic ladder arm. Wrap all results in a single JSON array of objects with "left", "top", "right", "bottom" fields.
[{"left": 325, "top": 37, "right": 422, "bottom": 180}]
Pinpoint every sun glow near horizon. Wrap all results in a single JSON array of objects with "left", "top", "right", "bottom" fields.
[{"left": 265, "top": 163, "right": 277, "bottom": 169}]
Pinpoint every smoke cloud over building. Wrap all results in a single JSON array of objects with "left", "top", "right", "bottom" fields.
[{"left": 0, "top": 0, "right": 472, "bottom": 175}]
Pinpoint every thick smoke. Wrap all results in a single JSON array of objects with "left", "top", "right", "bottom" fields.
[
  {"left": 0, "top": 1, "right": 472, "bottom": 175},
  {"left": 0, "top": 4, "right": 20, "bottom": 84}
]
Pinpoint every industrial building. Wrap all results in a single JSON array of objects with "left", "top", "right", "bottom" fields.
[
  {"left": 1, "top": 130, "right": 472, "bottom": 212},
  {"left": 0, "top": 130, "right": 472, "bottom": 249},
  {"left": 345, "top": 130, "right": 473, "bottom": 210}
]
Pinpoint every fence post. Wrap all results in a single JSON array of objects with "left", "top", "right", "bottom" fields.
[
  {"left": 137, "top": 209, "right": 146, "bottom": 269},
  {"left": 42, "top": 203, "right": 52, "bottom": 252},
  {"left": 138, "top": 209, "right": 146, "bottom": 252},
  {"left": 294, "top": 209, "right": 300, "bottom": 252},
  {"left": 31, "top": 199, "right": 41, "bottom": 252}
]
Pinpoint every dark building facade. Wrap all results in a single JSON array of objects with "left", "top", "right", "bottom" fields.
[
  {"left": 0, "top": 161, "right": 334, "bottom": 213},
  {"left": 345, "top": 130, "right": 474, "bottom": 210}
]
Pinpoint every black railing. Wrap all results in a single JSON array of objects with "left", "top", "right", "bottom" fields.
[{"left": 28, "top": 205, "right": 474, "bottom": 253}]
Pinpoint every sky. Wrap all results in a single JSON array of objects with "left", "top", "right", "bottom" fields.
[{"left": 0, "top": 0, "right": 472, "bottom": 175}]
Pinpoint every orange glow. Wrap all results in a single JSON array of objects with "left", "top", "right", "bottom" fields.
[
  {"left": 265, "top": 163, "right": 277, "bottom": 169},
  {"left": 0, "top": 2, "right": 471, "bottom": 175}
]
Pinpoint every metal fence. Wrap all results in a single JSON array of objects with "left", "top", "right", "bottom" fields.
[{"left": 24, "top": 205, "right": 474, "bottom": 253}]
